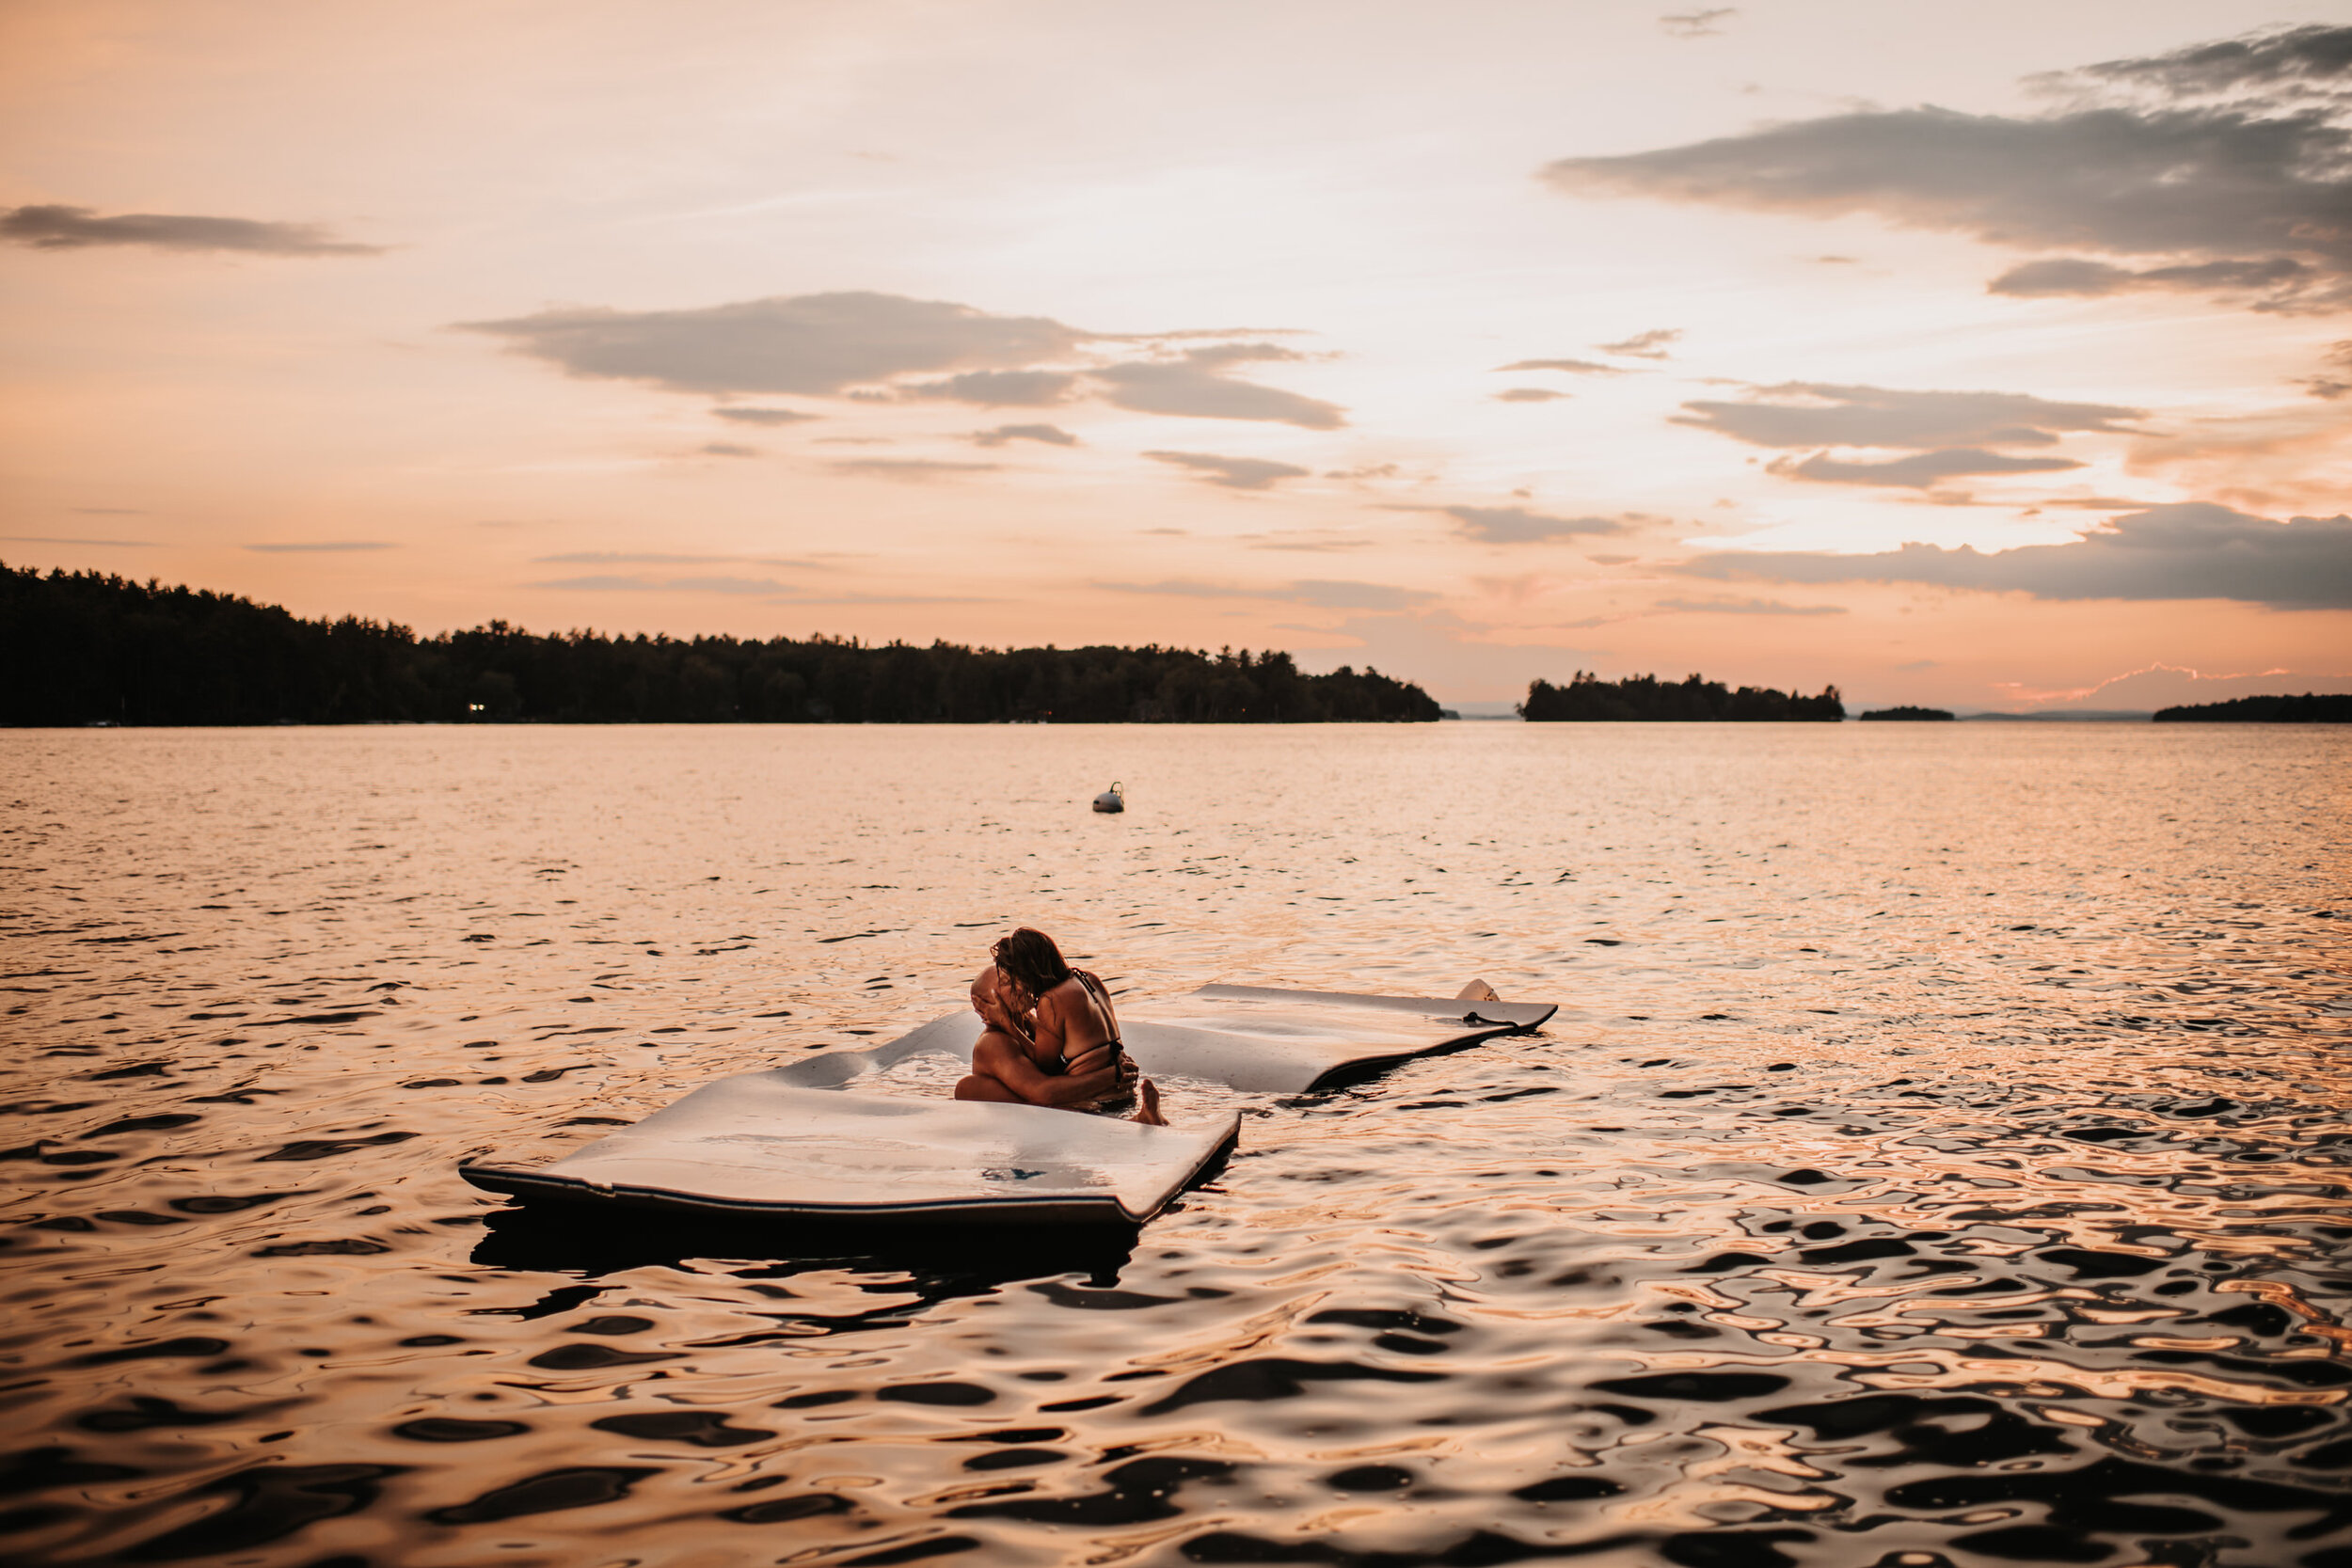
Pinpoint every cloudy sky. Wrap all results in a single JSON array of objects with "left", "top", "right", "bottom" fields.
[{"left": 4, "top": 0, "right": 2348, "bottom": 710}]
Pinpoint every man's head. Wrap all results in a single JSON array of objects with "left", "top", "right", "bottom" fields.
[
  {"left": 991, "top": 927, "right": 1071, "bottom": 1007},
  {"left": 971, "top": 966, "right": 1019, "bottom": 1031}
]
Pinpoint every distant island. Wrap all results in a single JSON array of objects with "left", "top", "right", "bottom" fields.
[
  {"left": 2153, "top": 693, "right": 2352, "bottom": 723},
  {"left": 1, "top": 562, "right": 1441, "bottom": 725},
  {"left": 1859, "top": 705, "right": 1954, "bottom": 721},
  {"left": 1520, "top": 672, "right": 1843, "bottom": 721},
  {"left": 1959, "top": 709, "right": 2152, "bottom": 722}
]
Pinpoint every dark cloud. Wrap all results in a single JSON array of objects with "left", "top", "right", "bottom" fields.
[
  {"left": 830, "top": 458, "right": 1000, "bottom": 480},
  {"left": 699, "top": 442, "right": 761, "bottom": 458},
  {"left": 2, "top": 533, "right": 154, "bottom": 546},
  {"left": 1096, "top": 350, "right": 1346, "bottom": 428},
  {"left": 458, "top": 291, "right": 1083, "bottom": 397},
  {"left": 2058, "top": 24, "right": 2352, "bottom": 102},
  {"left": 1496, "top": 358, "right": 1623, "bottom": 374},
  {"left": 1678, "top": 502, "right": 2352, "bottom": 609},
  {"left": 1990, "top": 255, "right": 2314, "bottom": 302},
  {"left": 1549, "top": 105, "right": 2351, "bottom": 270},
  {"left": 1597, "top": 328, "right": 1680, "bottom": 358},
  {"left": 1145, "top": 451, "right": 1313, "bottom": 490},
  {"left": 246, "top": 542, "right": 396, "bottom": 553},
  {"left": 972, "top": 423, "right": 1078, "bottom": 447},
  {"left": 1776, "top": 447, "right": 2084, "bottom": 488},
  {"left": 2297, "top": 340, "right": 2352, "bottom": 400},
  {"left": 461, "top": 290, "right": 1343, "bottom": 430},
  {"left": 711, "top": 406, "right": 818, "bottom": 425},
  {"left": 1659, "top": 8, "right": 1736, "bottom": 39},
  {"left": 1545, "top": 26, "right": 2352, "bottom": 313},
  {"left": 0, "top": 204, "right": 383, "bottom": 256},
  {"left": 905, "top": 370, "right": 1078, "bottom": 406},
  {"left": 1178, "top": 341, "right": 1311, "bottom": 368},
  {"left": 1495, "top": 388, "right": 1572, "bottom": 403},
  {"left": 1675, "top": 383, "right": 2142, "bottom": 450},
  {"left": 1445, "top": 506, "right": 1635, "bottom": 543}
]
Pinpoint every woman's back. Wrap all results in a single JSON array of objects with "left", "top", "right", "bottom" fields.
[{"left": 1039, "top": 969, "right": 1120, "bottom": 1074}]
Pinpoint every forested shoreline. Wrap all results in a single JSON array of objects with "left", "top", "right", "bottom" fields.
[
  {"left": 1519, "top": 671, "right": 1844, "bottom": 721},
  {"left": 0, "top": 563, "right": 1441, "bottom": 725},
  {"left": 2152, "top": 694, "right": 2352, "bottom": 722}
]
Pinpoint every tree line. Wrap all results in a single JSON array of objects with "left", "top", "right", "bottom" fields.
[
  {"left": 2153, "top": 693, "right": 2351, "bottom": 722},
  {"left": 0, "top": 562, "right": 1442, "bottom": 726},
  {"left": 1519, "top": 670, "right": 1844, "bottom": 721}
]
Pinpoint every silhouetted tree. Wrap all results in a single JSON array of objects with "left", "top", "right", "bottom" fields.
[
  {"left": 1519, "top": 671, "right": 1843, "bottom": 721},
  {"left": 0, "top": 562, "right": 1444, "bottom": 726},
  {"left": 2153, "top": 693, "right": 2350, "bottom": 722}
]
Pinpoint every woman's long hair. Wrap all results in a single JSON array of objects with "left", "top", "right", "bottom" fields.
[{"left": 992, "top": 927, "right": 1072, "bottom": 1000}]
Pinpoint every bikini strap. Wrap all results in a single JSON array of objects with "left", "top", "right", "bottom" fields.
[{"left": 1072, "top": 969, "right": 1122, "bottom": 1051}]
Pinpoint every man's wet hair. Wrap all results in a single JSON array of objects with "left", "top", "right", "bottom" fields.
[{"left": 993, "top": 927, "right": 1072, "bottom": 998}]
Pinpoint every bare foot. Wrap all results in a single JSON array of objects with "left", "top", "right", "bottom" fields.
[{"left": 1132, "top": 1077, "right": 1166, "bottom": 1126}]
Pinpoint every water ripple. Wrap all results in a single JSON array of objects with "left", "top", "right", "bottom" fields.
[{"left": 0, "top": 722, "right": 2345, "bottom": 1566}]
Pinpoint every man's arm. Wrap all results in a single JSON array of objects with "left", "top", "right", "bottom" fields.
[{"left": 971, "top": 1029, "right": 1132, "bottom": 1108}]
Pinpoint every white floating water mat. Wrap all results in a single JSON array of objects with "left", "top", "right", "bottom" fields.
[
  {"left": 1139, "top": 984, "right": 1556, "bottom": 1090},
  {"left": 460, "top": 984, "right": 1554, "bottom": 1224},
  {"left": 782, "top": 983, "right": 1560, "bottom": 1096},
  {"left": 462, "top": 1073, "right": 1238, "bottom": 1225}
]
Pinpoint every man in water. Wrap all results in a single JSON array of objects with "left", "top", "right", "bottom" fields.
[{"left": 954, "top": 927, "right": 1165, "bottom": 1124}]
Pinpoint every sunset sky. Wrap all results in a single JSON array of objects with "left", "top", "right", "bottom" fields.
[{"left": 4, "top": 0, "right": 2348, "bottom": 711}]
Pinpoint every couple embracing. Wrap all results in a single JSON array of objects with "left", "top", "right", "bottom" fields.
[{"left": 956, "top": 927, "right": 1166, "bottom": 1125}]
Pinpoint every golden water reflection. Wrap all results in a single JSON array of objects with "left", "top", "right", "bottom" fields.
[{"left": 0, "top": 722, "right": 2345, "bottom": 1566}]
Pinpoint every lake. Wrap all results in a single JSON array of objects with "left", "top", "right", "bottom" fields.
[{"left": 3, "top": 721, "right": 2347, "bottom": 1567}]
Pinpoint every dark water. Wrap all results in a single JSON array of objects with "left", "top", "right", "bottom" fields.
[{"left": 2, "top": 722, "right": 2347, "bottom": 1568}]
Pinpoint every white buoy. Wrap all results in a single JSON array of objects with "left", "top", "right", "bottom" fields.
[{"left": 1092, "top": 781, "right": 1125, "bottom": 813}]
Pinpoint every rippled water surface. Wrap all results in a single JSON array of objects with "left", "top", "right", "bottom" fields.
[{"left": 4, "top": 722, "right": 2348, "bottom": 1568}]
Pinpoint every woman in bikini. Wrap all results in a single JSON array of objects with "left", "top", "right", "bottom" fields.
[{"left": 953, "top": 927, "right": 1165, "bottom": 1124}]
